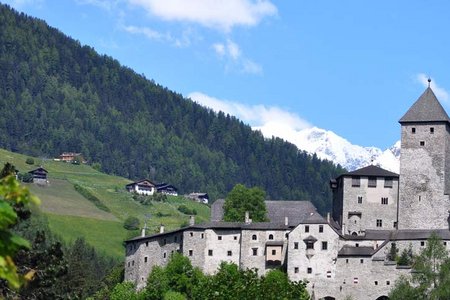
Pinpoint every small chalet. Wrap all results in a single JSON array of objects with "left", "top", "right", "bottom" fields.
[
  {"left": 126, "top": 179, "right": 156, "bottom": 196},
  {"left": 186, "top": 192, "right": 209, "bottom": 204},
  {"left": 155, "top": 183, "right": 178, "bottom": 196},
  {"left": 28, "top": 167, "right": 48, "bottom": 185},
  {"left": 58, "top": 152, "right": 86, "bottom": 163}
]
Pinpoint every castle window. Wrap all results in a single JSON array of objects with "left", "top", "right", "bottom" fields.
[
  {"left": 132, "top": 260, "right": 134, "bottom": 266},
  {"left": 252, "top": 234, "right": 257, "bottom": 240},
  {"left": 430, "top": 127, "right": 434, "bottom": 134},
  {"left": 355, "top": 243, "right": 359, "bottom": 247},
  {"left": 412, "top": 127, "right": 416, "bottom": 133},
  {"left": 386, "top": 281, "right": 390, "bottom": 286},
  {"left": 305, "top": 225, "right": 310, "bottom": 233},
  {"left": 360, "top": 259, "right": 364, "bottom": 264},
  {"left": 352, "top": 176, "right": 361, "bottom": 187},
  {"left": 368, "top": 177, "right": 377, "bottom": 187},
  {"left": 163, "top": 239, "right": 166, "bottom": 245},
  {"left": 218, "top": 236, "right": 222, "bottom": 240},
  {"left": 327, "top": 271, "right": 332, "bottom": 278},
  {"left": 420, "top": 141, "right": 425, "bottom": 146},
  {"left": 252, "top": 248, "right": 258, "bottom": 256},
  {"left": 381, "top": 197, "right": 388, "bottom": 205},
  {"left": 322, "top": 241, "right": 328, "bottom": 250},
  {"left": 394, "top": 221, "right": 398, "bottom": 228},
  {"left": 294, "top": 242, "right": 299, "bottom": 249},
  {"left": 357, "top": 196, "right": 362, "bottom": 204},
  {"left": 319, "top": 225, "right": 324, "bottom": 233},
  {"left": 208, "top": 249, "right": 213, "bottom": 256},
  {"left": 376, "top": 219, "right": 382, "bottom": 227},
  {"left": 294, "top": 267, "right": 299, "bottom": 273},
  {"left": 234, "top": 236, "right": 237, "bottom": 240},
  {"left": 227, "top": 250, "right": 232, "bottom": 256},
  {"left": 146, "top": 242, "right": 148, "bottom": 247},
  {"left": 421, "top": 241, "right": 425, "bottom": 246},
  {"left": 269, "top": 234, "right": 274, "bottom": 240},
  {"left": 127, "top": 262, "right": 130, "bottom": 267},
  {"left": 272, "top": 249, "right": 276, "bottom": 255},
  {"left": 305, "top": 241, "right": 314, "bottom": 250},
  {"left": 384, "top": 177, "right": 393, "bottom": 188},
  {"left": 444, "top": 241, "right": 447, "bottom": 246},
  {"left": 375, "top": 281, "right": 378, "bottom": 285},
  {"left": 190, "top": 232, "right": 193, "bottom": 237},
  {"left": 201, "top": 233, "right": 204, "bottom": 239},
  {"left": 189, "top": 250, "right": 193, "bottom": 256},
  {"left": 307, "top": 267, "right": 312, "bottom": 274},
  {"left": 354, "top": 277, "right": 358, "bottom": 284},
  {"left": 174, "top": 236, "right": 177, "bottom": 242},
  {"left": 163, "top": 252, "right": 167, "bottom": 258},
  {"left": 144, "top": 257, "right": 148, "bottom": 263},
  {"left": 346, "top": 259, "right": 349, "bottom": 264}
]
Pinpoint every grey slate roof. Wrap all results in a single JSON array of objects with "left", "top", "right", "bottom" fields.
[
  {"left": 339, "top": 165, "right": 398, "bottom": 178},
  {"left": 210, "top": 199, "right": 322, "bottom": 226},
  {"left": 338, "top": 245, "right": 374, "bottom": 257},
  {"left": 399, "top": 87, "right": 450, "bottom": 123}
]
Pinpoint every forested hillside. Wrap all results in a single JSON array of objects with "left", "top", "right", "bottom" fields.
[{"left": 0, "top": 4, "right": 344, "bottom": 213}]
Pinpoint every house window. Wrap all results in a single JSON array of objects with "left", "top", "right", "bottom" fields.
[
  {"left": 360, "top": 259, "right": 364, "bottom": 264},
  {"left": 357, "top": 196, "right": 362, "bottom": 204},
  {"left": 218, "top": 236, "right": 222, "bottom": 240},
  {"left": 368, "top": 177, "right": 377, "bottom": 187},
  {"left": 322, "top": 241, "right": 328, "bottom": 250},
  {"left": 352, "top": 176, "right": 361, "bottom": 187},
  {"left": 381, "top": 197, "right": 388, "bottom": 205},
  {"left": 384, "top": 177, "right": 393, "bottom": 188},
  {"left": 376, "top": 219, "right": 382, "bottom": 227},
  {"left": 227, "top": 250, "right": 232, "bottom": 256},
  {"left": 319, "top": 225, "right": 323, "bottom": 233},
  {"left": 208, "top": 250, "right": 213, "bottom": 256},
  {"left": 294, "top": 267, "right": 299, "bottom": 273},
  {"left": 252, "top": 248, "right": 258, "bottom": 256},
  {"left": 430, "top": 127, "right": 434, "bottom": 134},
  {"left": 144, "top": 257, "right": 148, "bottom": 263},
  {"left": 252, "top": 234, "right": 257, "bottom": 240},
  {"left": 306, "top": 241, "right": 314, "bottom": 250},
  {"left": 269, "top": 234, "right": 274, "bottom": 240},
  {"left": 412, "top": 127, "right": 416, "bottom": 133},
  {"left": 190, "top": 232, "right": 193, "bottom": 237},
  {"left": 272, "top": 249, "right": 276, "bottom": 255},
  {"left": 307, "top": 267, "right": 312, "bottom": 274},
  {"left": 421, "top": 241, "right": 425, "bottom": 246},
  {"left": 305, "top": 225, "right": 310, "bottom": 233},
  {"left": 294, "top": 242, "right": 299, "bottom": 249},
  {"left": 420, "top": 141, "right": 425, "bottom": 146},
  {"left": 189, "top": 250, "right": 193, "bottom": 256}
]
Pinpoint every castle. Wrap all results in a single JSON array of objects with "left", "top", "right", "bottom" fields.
[{"left": 124, "top": 85, "right": 450, "bottom": 299}]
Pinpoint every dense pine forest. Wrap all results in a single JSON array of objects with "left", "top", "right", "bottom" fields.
[{"left": 0, "top": 4, "right": 343, "bottom": 213}]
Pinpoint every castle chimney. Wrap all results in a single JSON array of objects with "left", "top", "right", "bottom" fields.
[
  {"left": 160, "top": 224, "right": 165, "bottom": 233},
  {"left": 285, "top": 216, "right": 289, "bottom": 226},
  {"left": 245, "top": 211, "right": 252, "bottom": 224},
  {"left": 327, "top": 213, "right": 331, "bottom": 223},
  {"left": 141, "top": 227, "right": 146, "bottom": 237},
  {"left": 189, "top": 215, "right": 195, "bottom": 226}
]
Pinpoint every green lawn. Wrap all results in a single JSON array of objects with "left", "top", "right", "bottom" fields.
[{"left": 0, "top": 148, "right": 211, "bottom": 260}]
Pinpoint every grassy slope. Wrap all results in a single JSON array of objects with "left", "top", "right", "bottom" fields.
[{"left": 0, "top": 149, "right": 210, "bottom": 260}]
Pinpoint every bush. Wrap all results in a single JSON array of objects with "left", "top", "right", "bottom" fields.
[
  {"left": 123, "top": 216, "right": 140, "bottom": 231},
  {"left": 19, "top": 172, "right": 33, "bottom": 183},
  {"left": 73, "top": 184, "right": 111, "bottom": 212},
  {"left": 25, "top": 157, "right": 34, "bottom": 165},
  {"left": 177, "top": 205, "right": 197, "bottom": 215}
]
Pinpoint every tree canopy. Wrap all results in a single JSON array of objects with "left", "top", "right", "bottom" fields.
[{"left": 223, "top": 184, "right": 268, "bottom": 222}]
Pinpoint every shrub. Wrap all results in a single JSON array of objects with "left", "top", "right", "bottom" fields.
[
  {"left": 25, "top": 157, "right": 34, "bottom": 165},
  {"left": 123, "top": 216, "right": 140, "bottom": 231},
  {"left": 177, "top": 205, "right": 197, "bottom": 215},
  {"left": 73, "top": 184, "right": 111, "bottom": 212},
  {"left": 19, "top": 172, "right": 33, "bottom": 183}
]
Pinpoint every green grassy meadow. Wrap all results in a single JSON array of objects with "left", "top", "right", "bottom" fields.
[{"left": 0, "top": 149, "right": 211, "bottom": 260}]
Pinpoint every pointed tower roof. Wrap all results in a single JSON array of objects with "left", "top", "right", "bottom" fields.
[{"left": 399, "top": 87, "right": 450, "bottom": 124}]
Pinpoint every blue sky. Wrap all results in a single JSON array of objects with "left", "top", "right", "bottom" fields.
[{"left": 4, "top": 0, "right": 450, "bottom": 150}]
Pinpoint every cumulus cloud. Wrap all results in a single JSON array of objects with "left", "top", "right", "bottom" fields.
[
  {"left": 188, "top": 92, "right": 312, "bottom": 142},
  {"left": 417, "top": 73, "right": 449, "bottom": 102},
  {"left": 128, "top": 0, "right": 277, "bottom": 32},
  {"left": 212, "top": 39, "right": 262, "bottom": 74}
]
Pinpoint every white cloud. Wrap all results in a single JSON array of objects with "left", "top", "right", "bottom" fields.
[
  {"left": 188, "top": 92, "right": 312, "bottom": 142},
  {"left": 242, "top": 59, "right": 262, "bottom": 75},
  {"left": 128, "top": 0, "right": 277, "bottom": 32},
  {"left": 3, "top": 0, "right": 43, "bottom": 9},
  {"left": 124, "top": 25, "right": 167, "bottom": 40},
  {"left": 212, "top": 39, "right": 262, "bottom": 74},
  {"left": 417, "top": 73, "right": 449, "bottom": 102}
]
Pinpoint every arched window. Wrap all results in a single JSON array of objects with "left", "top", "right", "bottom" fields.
[
  {"left": 268, "top": 234, "right": 274, "bottom": 240},
  {"left": 252, "top": 234, "right": 257, "bottom": 240}
]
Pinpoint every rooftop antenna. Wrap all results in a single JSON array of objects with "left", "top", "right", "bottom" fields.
[{"left": 428, "top": 78, "right": 431, "bottom": 88}]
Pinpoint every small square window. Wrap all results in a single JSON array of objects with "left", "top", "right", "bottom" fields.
[
  {"left": 218, "top": 236, "right": 222, "bottom": 240},
  {"left": 394, "top": 221, "right": 398, "bottom": 228},
  {"left": 319, "top": 225, "right": 323, "bottom": 233},
  {"left": 252, "top": 234, "right": 257, "bottom": 240},
  {"left": 357, "top": 196, "right": 362, "bottom": 204},
  {"left": 305, "top": 225, "right": 310, "bottom": 233},
  {"left": 163, "top": 252, "right": 167, "bottom": 258},
  {"left": 322, "top": 241, "right": 328, "bottom": 250},
  {"left": 381, "top": 197, "right": 388, "bottom": 205},
  {"left": 269, "top": 234, "right": 274, "bottom": 240},
  {"left": 421, "top": 241, "right": 425, "bottom": 246},
  {"left": 355, "top": 243, "right": 359, "bottom": 247},
  {"left": 376, "top": 219, "right": 383, "bottom": 227},
  {"left": 352, "top": 176, "right": 360, "bottom": 187},
  {"left": 189, "top": 250, "right": 193, "bottom": 256},
  {"left": 305, "top": 241, "right": 314, "bottom": 250},
  {"left": 294, "top": 267, "right": 299, "bottom": 273},
  {"left": 252, "top": 248, "right": 258, "bottom": 256},
  {"left": 360, "top": 259, "right": 364, "bottom": 264},
  {"left": 346, "top": 259, "right": 349, "bottom": 264},
  {"left": 384, "top": 177, "right": 393, "bottom": 188},
  {"left": 430, "top": 127, "right": 434, "bottom": 134},
  {"left": 368, "top": 176, "right": 377, "bottom": 187},
  {"left": 146, "top": 242, "right": 148, "bottom": 247},
  {"left": 208, "top": 249, "right": 213, "bottom": 256},
  {"left": 420, "top": 141, "right": 425, "bottom": 146},
  {"left": 444, "top": 241, "right": 447, "bottom": 246},
  {"left": 375, "top": 281, "right": 378, "bottom": 286},
  {"left": 294, "top": 242, "right": 299, "bottom": 249},
  {"left": 144, "top": 257, "right": 148, "bottom": 263},
  {"left": 201, "top": 233, "right": 204, "bottom": 239},
  {"left": 307, "top": 267, "right": 312, "bottom": 274},
  {"left": 386, "top": 281, "right": 390, "bottom": 286},
  {"left": 412, "top": 127, "right": 416, "bottom": 133},
  {"left": 227, "top": 250, "right": 232, "bottom": 256},
  {"left": 190, "top": 232, "right": 193, "bottom": 237},
  {"left": 272, "top": 249, "right": 276, "bottom": 255},
  {"left": 234, "top": 236, "right": 237, "bottom": 240}
]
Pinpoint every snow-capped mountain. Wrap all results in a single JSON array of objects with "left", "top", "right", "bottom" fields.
[{"left": 294, "top": 127, "right": 400, "bottom": 172}]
